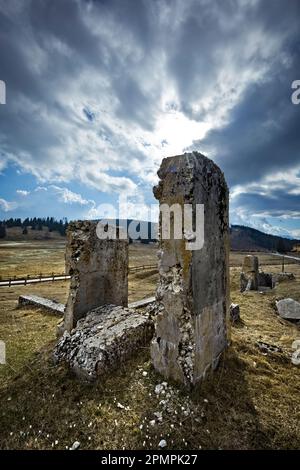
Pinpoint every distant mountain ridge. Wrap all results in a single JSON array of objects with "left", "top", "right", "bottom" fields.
[
  {"left": 98, "top": 220, "right": 299, "bottom": 252},
  {"left": 230, "top": 225, "right": 299, "bottom": 252},
  {"left": 1, "top": 217, "right": 299, "bottom": 252}
]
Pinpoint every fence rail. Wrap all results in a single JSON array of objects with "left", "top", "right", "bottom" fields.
[
  {"left": 129, "top": 264, "right": 157, "bottom": 273},
  {"left": 0, "top": 272, "right": 68, "bottom": 283},
  {"left": 0, "top": 264, "right": 158, "bottom": 287}
]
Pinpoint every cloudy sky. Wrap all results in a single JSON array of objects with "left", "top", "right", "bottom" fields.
[{"left": 0, "top": 0, "right": 299, "bottom": 237}]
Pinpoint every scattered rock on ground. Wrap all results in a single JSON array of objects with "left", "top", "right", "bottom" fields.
[
  {"left": 70, "top": 441, "right": 80, "bottom": 451},
  {"left": 256, "top": 341, "right": 282, "bottom": 355},
  {"left": 158, "top": 439, "right": 167, "bottom": 448},
  {"left": 292, "top": 340, "right": 300, "bottom": 366}
]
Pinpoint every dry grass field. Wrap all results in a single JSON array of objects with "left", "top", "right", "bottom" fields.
[
  {"left": 0, "top": 241, "right": 299, "bottom": 450},
  {"left": 0, "top": 241, "right": 66, "bottom": 279}
]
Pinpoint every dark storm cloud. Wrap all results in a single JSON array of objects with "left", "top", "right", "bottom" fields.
[
  {"left": 170, "top": 0, "right": 300, "bottom": 118},
  {"left": 196, "top": 59, "right": 300, "bottom": 187},
  {"left": 182, "top": 1, "right": 300, "bottom": 231},
  {"left": 232, "top": 190, "right": 300, "bottom": 218}
]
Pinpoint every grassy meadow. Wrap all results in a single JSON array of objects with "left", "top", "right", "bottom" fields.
[{"left": 0, "top": 240, "right": 299, "bottom": 449}]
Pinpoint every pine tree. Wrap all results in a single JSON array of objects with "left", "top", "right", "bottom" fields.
[{"left": 0, "top": 222, "right": 6, "bottom": 238}]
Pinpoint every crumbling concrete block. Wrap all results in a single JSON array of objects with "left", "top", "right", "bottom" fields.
[
  {"left": 54, "top": 305, "right": 154, "bottom": 380},
  {"left": 63, "top": 221, "right": 128, "bottom": 332},
  {"left": 240, "top": 255, "right": 259, "bottom": 292},
  {"left": 150, "top": 152, "right": 230, "bottom": 387},
  {"left": 18, "top": 295, "right": 65, "bottom": 316}
]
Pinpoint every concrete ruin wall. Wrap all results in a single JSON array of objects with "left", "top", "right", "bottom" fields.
[
  {"left": 63, "top": 221, "right": 128, "bottom": 332},
  {"left": 151, "top": 152, "right": 230, "bottom": 387}
]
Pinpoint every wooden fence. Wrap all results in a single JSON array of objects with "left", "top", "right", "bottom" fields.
[{"left": 0, "top": 264, "right": 158, "bottom": 287}]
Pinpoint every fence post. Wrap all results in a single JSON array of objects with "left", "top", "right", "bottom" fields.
[{"left": 9, "top": 278, "right": 11, "bottom": 287}]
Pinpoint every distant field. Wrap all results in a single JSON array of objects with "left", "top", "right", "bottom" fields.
[
  {"left": 0, "top": 240, "right": 66, "bottom": 278},
  {"left": 1, "top": 240, "right": 299, "bottom": 279}
]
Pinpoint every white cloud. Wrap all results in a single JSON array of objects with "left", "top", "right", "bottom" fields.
[
  {"left": 0, "top": 198, "right": 17, "bottom": 212},
  {"left": 49, "top": 185, "right": 94, "bottom": 206},
  {"left": 16, "top": 189, "right": 30, "bottom": 196}
]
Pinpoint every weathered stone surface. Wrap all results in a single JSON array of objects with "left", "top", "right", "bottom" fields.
[
  {"left": 230, "top": 303, "right": 240, "bottom": 323},
  {"left": 128, "top": 296, "right": 156, "bottom": 309},
  {"left": 276, "top": 298, "right": 300, "bottom": 321},
  {"left": 63, "top": 220, "right": 128, "bottom": 332},
  {"left": 272, "top": 272, "right": 295, "bottom": 284},
  {"left": 243, "top": 255, "right": 259, "bottom": 272},
  {"left": 240, "top": 255, "right": 259, "bottom": 292},
  {"left": 54, "top": 305, "right": 154, "bottom": 380},
  {"left": 151, "top": 152, "right": 230, "bottom": 387},
  {"left": 18, "top": 295, "right": 65, "bottom": 316}
]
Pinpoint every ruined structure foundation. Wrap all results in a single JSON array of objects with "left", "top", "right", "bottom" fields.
[
  {"left": 151, "top": 152, "right": 230, "bottom": 387},
  {"left": 240, "top": 255, "right": 296, "bottom": 292}
]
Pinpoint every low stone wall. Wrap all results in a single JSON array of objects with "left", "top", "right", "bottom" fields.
[
  {"left": 272, "top": 273, "right": 295, "bottom": 284},
  {"left": 18, "top": 295, "right": 65, "bottom": 316},
  {"left": 54, "top": 305, "right": 154, "bottom": 380}
]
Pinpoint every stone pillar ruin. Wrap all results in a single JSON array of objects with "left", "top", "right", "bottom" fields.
[
  {"left": 151, "top": 152, "right": 230, "bottom": 387},
  {"left": 63, "top": 221, "right": 128, "bottom": 332},
  {"left": 240, "top": 255, "right": 259, "bottom": 292}
]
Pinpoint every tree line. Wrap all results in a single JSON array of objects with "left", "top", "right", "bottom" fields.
[{"left": 0, "top": 217, "right": 68, "bottom": 238}]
